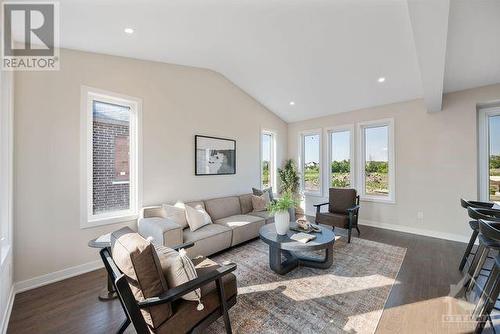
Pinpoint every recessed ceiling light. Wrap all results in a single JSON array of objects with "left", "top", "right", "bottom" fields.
[
  {"left": 124, "top": 28, "right": 134, "bottom": 34},
  {"left": 289, "top": 101, "right": 295, "bottom": 106},
  {"left": 377, "top": 77, "right": 386, "bottom": 83}
]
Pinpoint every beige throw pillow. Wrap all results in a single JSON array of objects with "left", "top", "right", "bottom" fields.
[
  {"left": 162, "top": 202, "right": 188, "bottom": 229},
  {"left": 185, "top": 204, "right": 212, "bottom": 231},
  {"left": 252, "top": 191, "right": 270, "bottom": 212},
  {"left": 154, "top": 245, "right": 204, "bottom": 310}
]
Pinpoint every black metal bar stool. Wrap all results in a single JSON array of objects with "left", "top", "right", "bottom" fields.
[
  {"left": 460, "top": 199, "right": 497, "bottom": 271},
  {"left": 472, "top": 219, "right": 500, "bottom": 333},
  {"left": 465, "top": 208, "right": 500, "bottom": 293}
]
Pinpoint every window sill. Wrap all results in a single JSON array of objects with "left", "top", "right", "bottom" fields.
[
  {"left": 304, "top": 192, "right": 323, "bottom": 198},
  {"left": 360, "top": 196, "right": 395, "bottom": 204},
  {"left": 81, "top": 213, "right": 138, "bottom": 229}
]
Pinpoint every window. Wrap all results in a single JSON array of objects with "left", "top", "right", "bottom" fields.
[
  {"left": 479, "top": 107, "right": 500, "bottom": 203},
  {"left": 261, "top": 131, "right": 275, "bottom": 189},
  {"left": 327, "top": 127, "right": 353, "bottom": 188},
  {"left": 358, "top": 119, "right": 395, "bottom": 202},
  {"left": 300, "top": 130, "right": 322, "bottom": 195},
  {"left": 81, "top": 87, "right": 142, "bottom": 228}
]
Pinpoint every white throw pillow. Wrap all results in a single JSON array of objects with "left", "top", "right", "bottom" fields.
[
  {"left": 154, "top": 245, "right": 204, "bottom": 310},
  {"left": 185, "top": 205, "right": 212, "bottom": 231},
  {"left": 162, "top": 202, "right": 188, "bottom": 229},
  {"left": 252, "top": 191, "right": 270, "bottom": 212}
]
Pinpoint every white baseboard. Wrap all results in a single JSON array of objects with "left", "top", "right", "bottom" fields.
[
  {"left": 0, "top": 287, "right": 14, "bottom": 334},
  {"left": 359, "top": 219, "right": 470, "bottom": 244},
  {"left": 14, "top": 260, "right": 103, "bottom": 294}
]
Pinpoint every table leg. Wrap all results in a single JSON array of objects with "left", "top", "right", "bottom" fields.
[
  {"left": 98, "top": 274, "right": 118, "bottom": 301},
  {"left": 269, "top": 246, "right": 299, "bottom": 275},
  {"left": 297, "top": 243, "right": 334, "bottom": 269}
]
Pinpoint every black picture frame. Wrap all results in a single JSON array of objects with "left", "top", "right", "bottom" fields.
[{"left": 195, "top": 135, "right": 236, "bottom": 175}]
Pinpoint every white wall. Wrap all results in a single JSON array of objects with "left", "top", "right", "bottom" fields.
[
  {"left": 14, "top": 49, "right": 287, "bottom": 283},
  {"left": 0, "top": 69, "right": 14, "bottom": 333},
  {"left": 288, "top": 84, "right": 500, "bottom": 242}
]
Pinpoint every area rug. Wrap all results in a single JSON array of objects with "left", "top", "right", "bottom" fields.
[{"left": 206, "top": 237, "right": 406, "bottom": 334}]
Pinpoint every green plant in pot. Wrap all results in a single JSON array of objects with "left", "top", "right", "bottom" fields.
[
  {"left": 268, "top": 192, "right": 297, "bottom": 235},
  {"left": 277, "top": 159, "right": 301, "bottom": 220}
]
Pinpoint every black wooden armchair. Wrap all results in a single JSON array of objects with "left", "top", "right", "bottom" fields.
[
  {"left": 100, "top": 229, "right": 237, "bottom": 334},
  {"left": 314, "top": 188, "right": 360, "bottom": 243}
]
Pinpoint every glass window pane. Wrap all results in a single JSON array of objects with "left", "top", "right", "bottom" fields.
[
  {"left": 330, "top": 131, "right": 351, "bottom": 188},
  {"left": 262, "top": 133, "right": 272, "bottom": 188},
  {"left": 364, "top": 126, "right": 389, "bottom": 196},
  {"left": 489, "top": 115, "right": 500, "bottom": 202},
  {"left": 92, "top": 101, "right": 131, "bottom": 215},
  {"left": 304, "top": 134, "right": 320, "bottom": 193}
]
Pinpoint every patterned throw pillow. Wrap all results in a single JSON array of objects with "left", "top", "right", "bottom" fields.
[
  {"left": 252, "top": 187, "right": 275, "bottom": 202},
  {"left": 252, "top": 191, "right": 270, "bottom": 212},
  {"left": 154, "top": 245, "right": 204, "bottom": 310}
]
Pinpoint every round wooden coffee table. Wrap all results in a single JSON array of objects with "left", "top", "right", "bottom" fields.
[{"left": 259, "top": 223, "right": 335, "bottom": 275}]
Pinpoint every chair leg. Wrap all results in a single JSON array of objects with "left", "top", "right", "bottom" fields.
[
  {"left": 460, "top": 230, "right": 479, "bottom": 271},
  {"left": 356, "top": 226, "right": 360, "bottom": 236},
  {"left": 467, "top": 246, "right": 489, "bottom": 292},
  {"left": 348, "top": 228, "right": 352, "bottom": 243},
  {"left": 117, "top": 318, "right": 130, "bottom": 334},
  {"left": 216, "top": 278, "right": 232, "bottom": 334},
  {"left": 474, "top": 264, "right": 500, "bottom": 334}
]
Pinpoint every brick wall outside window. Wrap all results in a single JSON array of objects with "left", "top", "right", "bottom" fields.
[{"left": 92, "top": 117, "right": 130, "bottom": 215}]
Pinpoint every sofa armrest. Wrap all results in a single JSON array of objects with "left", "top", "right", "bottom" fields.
[{"left": 138, "top": 216, "right": 183, "bottom": 247}]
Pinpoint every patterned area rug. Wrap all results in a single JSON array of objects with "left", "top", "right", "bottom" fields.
[{"left": 206, "top": 237, "right": 406, "bottom": 333}]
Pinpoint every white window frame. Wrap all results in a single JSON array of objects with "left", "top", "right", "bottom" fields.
[
  {"left": 478, "top": 106, "right": 500, "bottom": 203},
  {"left": 325, "top": 125, "right": 355, "bottom": 191},
  {"left": 80, "top": 86, "right": 143, "bottom": 229},
  {"left": 0, "top": 70, "right": 13, "bottom": 265},
  {"left": 357, "top": 119, "right": 395, "bottom": 203},
  {"left": 299, "top": 128, "right": 323, "bottom": 197},
  {"left": 261, "top": 129, "right": 276, "bottom": 190}
]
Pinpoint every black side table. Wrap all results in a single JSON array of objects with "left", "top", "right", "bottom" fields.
[{"left": 88, "top": 233, "right": 118, "bottom": 301}]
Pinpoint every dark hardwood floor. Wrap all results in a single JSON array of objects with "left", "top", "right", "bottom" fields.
[{"left": 7, "top": 225, "right": 486, "bottom": 333}]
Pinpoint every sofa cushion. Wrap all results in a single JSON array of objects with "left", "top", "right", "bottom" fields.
[
  {"left": 215, "top": 214, "right": 265, "bottom": 246},
  {"left": 204, "top": 196, "right": 241, "bottom": 221},
  {"left": 239, "top": 193, "right": 253, "bottom": 214},
  {"left": 183, "top": 224, "right": 232, "bottom": 257},
  {"left": 155, "top": 257, "right": 237, "bottom": 334},
  {"left": 329, "top": 188, "right": 357, "bottom": 214},
  {"left": 248, "top": 210, "right": 274, "bottom": 224},
  {"left": 111, "top": 227, "right": 171, "bottom": 329},
  {"left": 251, "top": 192, "right": 270, "bottom": 212},
  {"left": 317, "top": 212, "right": 349, "bottom": 228}
]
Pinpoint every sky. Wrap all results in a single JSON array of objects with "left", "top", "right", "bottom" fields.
[
  {"left": 302, "top": 126, "right": 389, "bottom": 164},
  {"left": 262, "top": 133, "right": 272, "bottom": 161},
  {"left": 491, "top": 115, "right": 500, "bottom": 155}
]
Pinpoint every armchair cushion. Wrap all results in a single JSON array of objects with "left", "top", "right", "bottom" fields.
[
  {"left": 329, "top": 188, "right": 357, "bottom": 214},
  {"left": 316, "top": 212, "right": 349, "bottom": 229},
  {"left": 155, "top": 256, "right": 237, "bottom": 334},
  {"left": 110, "top": 227, "right": 172, "bottom": 329}
]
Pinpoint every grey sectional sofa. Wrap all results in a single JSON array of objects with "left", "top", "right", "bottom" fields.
[{"left": 138, "top": 193, "right": 275, "bottom": 257}]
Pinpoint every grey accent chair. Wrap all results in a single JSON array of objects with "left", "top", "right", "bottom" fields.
[{"left": 314, "top": 188, "right": 360, "bottom": 243}]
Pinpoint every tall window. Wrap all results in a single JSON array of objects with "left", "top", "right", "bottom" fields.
[
  {"left": 81, "top": 87, "right": 142, "bottom": 228},
  {"left": 261, "top": 131, "right": 275, "bottom": 189},
  {"left": 358, "top": 119, "right": 394, "bottom": 202},
  {"left": 479, "top": 107, "right": 500, "bottom": 203},
  {"left": 328, "top": 128, "right": 353, "bottom": 188},
  {"left": 301, "top": 130, "right": 322, "bottom": 195}
]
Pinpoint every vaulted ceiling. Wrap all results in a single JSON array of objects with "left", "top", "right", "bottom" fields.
[{"left": 16, "top": 0, "right": 500, "bottom": 122}]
